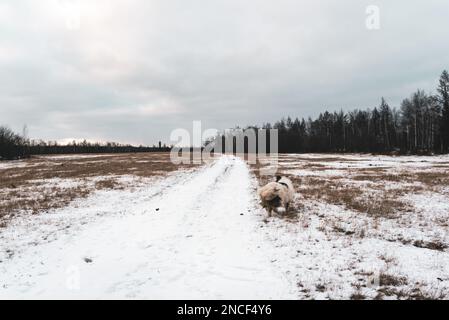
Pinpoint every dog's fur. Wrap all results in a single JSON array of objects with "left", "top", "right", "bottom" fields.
[{"left": 258, "top": 176, "right": 295, "bottom": 216}]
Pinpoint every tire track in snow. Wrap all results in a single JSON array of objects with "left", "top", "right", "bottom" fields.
[{"left": 0, "top": 156, "right": 295, "bottom": 299}]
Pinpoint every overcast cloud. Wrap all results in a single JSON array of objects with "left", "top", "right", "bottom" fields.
[{"left": 1, "top": 0, "right": 449, "bottom": 145}]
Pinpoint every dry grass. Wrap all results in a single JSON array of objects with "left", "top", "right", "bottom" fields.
[
  {"left": 249, "top": 156, "right": 449, "bottom": 218},
  {"left": 250, "top": 155, "right": 449, "bottom": 258},
  {"left": 250, "top": 155, "right": 449, "bottom": 299},
  {"left": 351, "top": 170, "right": 449, "bottom": 188},
  {"left": 282, "top": 175, "right": 410, "bottom": 218},
  {"left": 94, "top": 178, "right": 123, "bottom": 190},
  {"left": 352, "top": 271, "right": 445, "bottom": 300},
  {"left": 376, "top": 286, "right": 446, "bottom": 300},
  {"left": 0, "top": 152, "right": 199, "bottom": 224},
  {"left": 379, "top": 273, "right": 408, "bottom": 287},
  {"left": 413, "top": 240, "right": 448, "bottom": 252},
  {"left": 350, "top": 292, "right": 366, "bottom": 300},
  {"left": 0, "top": 153, "right": 196, "bottom": 189}
]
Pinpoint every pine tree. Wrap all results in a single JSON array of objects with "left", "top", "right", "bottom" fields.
[
  {"left": 379, "top": 98, "right": 393, "bottom": 151},
  {"left": 438, "top": 70, "right": 449, "bottom": 151}
]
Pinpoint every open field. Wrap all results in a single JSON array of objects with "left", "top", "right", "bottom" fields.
[
  {"left": 0, "top": 153, "right": 197, "bottom": 225},
  {"left": 252, "top": 154, "right": 449, "bottom": 299},
  {"left": 1, "top": 153, "right": 449, "bottom": 299}
]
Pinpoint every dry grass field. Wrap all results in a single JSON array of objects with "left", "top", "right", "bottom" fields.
[
  {"left": 251, "top": 154, "right": 449, "bottom": 299},
  {"left": 0, "top": 153, "right": 197, "bottom": 226}
]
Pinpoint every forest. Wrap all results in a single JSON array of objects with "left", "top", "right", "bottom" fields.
[{"left": 258, "top": 70, "right": 449, "bottom": 154}]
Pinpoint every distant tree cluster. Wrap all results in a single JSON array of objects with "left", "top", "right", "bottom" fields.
[
  {"left": 0, "top": 126, "right": 29, "bottom": 160},
  {"left": 0, "top": 130, "right": 169, "bottom": 160},
  {"left": 261, "top": 70, "right": 449, "bottom": 154},
  {"left": 28, "top": 140, "right": 170, "bottom": 155}
]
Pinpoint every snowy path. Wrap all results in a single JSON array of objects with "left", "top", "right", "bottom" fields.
[{"left": 0, "top": 156, "right": 295, "bottom": 299}]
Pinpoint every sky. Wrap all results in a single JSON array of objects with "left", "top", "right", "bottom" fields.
[{"left": 1, "top": 0, "right": 449, "bottom": 145}]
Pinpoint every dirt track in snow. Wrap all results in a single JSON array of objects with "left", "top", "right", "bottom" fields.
[{"left": 0, "top": 156, "right": 295, "bottom": 299}]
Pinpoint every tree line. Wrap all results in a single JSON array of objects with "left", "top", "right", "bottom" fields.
[
  {"left": 0, "top": 131, "right": 169, "bottom": 160},
  {"left": 28, "top": 140, "right": 170, "bottom": 156},
  {"left": 260, "top": 70, "right": 449, "bottom": 154}
]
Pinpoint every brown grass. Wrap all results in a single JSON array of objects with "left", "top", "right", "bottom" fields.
[
  {"left": 1, "top": 185, "right": 91, "bottom": 219},
  {"left": 289, "top": 176, "right": 410, "bottom": 218},
  {"left": 0, "top": 153, "right": 196, "bottom": 189},
  {"left": 94, "top": 178, "right": 122, "bottom": 190},
  {"left": 0, "top": 152, "right": 199, "bottom": 225},
  {"left": 351, "top": 170, "right": 449, "bottom": 188},
  {"left": 376, "top": 286, "right": 445, "bottom": 300},
  {"left": 379, "top": 273, "right": 408, "bottom": 287},
  {"left": 371, "top": 273, "right": 445, "bottom": 300},
  {"left": 350, "top": 292, "right": 366, "bottom": 300},
  {"left": 249, "top": 157, "right": 448, "bottom": 218},
  {"left": 413, "top": 240, "right": 448, "bottom": 252}
]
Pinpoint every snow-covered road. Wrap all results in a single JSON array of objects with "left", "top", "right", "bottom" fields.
[{"left": 0, "top": 156, "right": 295, "bottom": 299}]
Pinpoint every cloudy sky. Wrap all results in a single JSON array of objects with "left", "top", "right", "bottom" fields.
[{"left": 1, "top": 0, "right": 449, "bottom": 145}]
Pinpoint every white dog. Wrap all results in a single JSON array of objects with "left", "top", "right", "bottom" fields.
[{"left": 258, "top": 176, "right": 295, "bottom": 216}]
